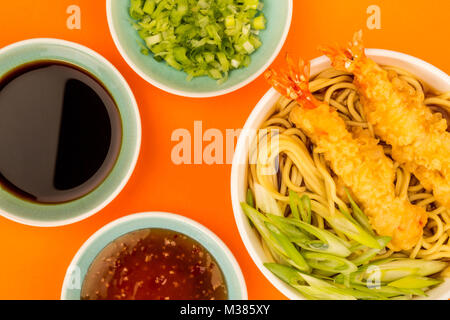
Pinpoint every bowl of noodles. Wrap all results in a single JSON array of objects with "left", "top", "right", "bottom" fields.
[{"left": 231, "top": 47, "right": 450, "bottom": 300}]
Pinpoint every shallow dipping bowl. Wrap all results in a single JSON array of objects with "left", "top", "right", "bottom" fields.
[{"left": 61, "top": 212, "right": 247, "bottom": 300}]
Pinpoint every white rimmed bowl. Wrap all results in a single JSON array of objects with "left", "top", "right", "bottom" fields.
[
  {"left": 106, "top": 0, "right": 293, "bottom": 98},
  {"left": 61, "top": 212, "right": 247, "bottom": 300},
  {"left": 231, "top": 49, "right": 450, "bottom": 300}
]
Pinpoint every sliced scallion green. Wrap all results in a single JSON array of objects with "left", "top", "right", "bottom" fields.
[
  {"left": 129, "top": 0, "right": 267, "bottom": 82},
  {"left": 241, "top": 187, "right": 446, "bottom": 300},
  {"left": 246, "top": 188, "right": 255, "bottom": 208},
  {"left": 303, "top": 252, "right": 357, "bottom": 274},
  {"left": 388, "top": 276, "right": 442, "bottom": 289},
  {"left": 345, "top": 189, "right": 374, "bottom": 236},
  {"left": 267, "top": 214, "right": 352, "bottom": 257},
  {"left": 265, "top": 222, "right": 311, "bottom": 273}
]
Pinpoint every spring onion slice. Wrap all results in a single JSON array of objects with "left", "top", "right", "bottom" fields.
[
  {"left": 242, "top": 185, "right": 445, "bottom": 300},
  {"left": 267, "top": 214, "right": 352, "bottom": 257},
  {"left": 254, "top": 183, "right": 283, "bottom": 216},
  {"left": 303, "top": 252, "right": 357, "bottom": 274},
  {"left": 246, "top": 188, "right": 255, "bottom": 208},
  {"left": 289, "top": 191, "right": 311, "bottom": 223},
  {"left": 240, "top": 203, "right": 284, "bottom": 255},
  {"left": 330, "top": 208, "right": 382, "bottom": 249},
  {"left": 264, "top": 263, "right": 356, "bottom": 300},
  {"left": 360, "top": 258, "right": 447, "bottom": 282},
  {"left": 345, "top": 283, "right": 425, "bottom": 298},
  {"left": 387, "top": 276, "right": 443, "bottom": 289},
  {"left": 345, "top": 189, "right": 375, "bottom": 236},
  {"left": 265, "top": 213, "right": 311, "bottom": 243},
  {"left": 265, "top": 222, "right": 311, "bottom": 273},
  {"left": 129, "top": 0, "right": 267, "bottom": 82},
  {"left": 264, "top": 263, "right": 305, "bottom": 286},
  {"left": 305, "top": 196, "right": 381, "bottom": 249},
  {"left": 333, "top": 274, "right": 427, "bottom": 298},
  {"left": 335, "top": 258, "right": 447, "bottom": 285},
  {"left": 350, "top": 236, "right": 391, "bottom": 266}
]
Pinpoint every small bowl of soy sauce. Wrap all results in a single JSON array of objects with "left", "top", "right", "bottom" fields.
[
  {"left": 61, "top": 212, "right": 247, "bottom": 300},
  {"left": 0, "top": 39, "right": 141, "bottom": 226}
]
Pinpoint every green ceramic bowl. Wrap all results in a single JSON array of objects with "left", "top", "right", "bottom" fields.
[
  {"left": 107, "top": 0, "right": 293, "bottom": 97},
  {"left": 61, "top": 212, "right": 247, "bottom": 300},
  {"left": 0, "top": 39, "right": 141, "bottom": 227}
]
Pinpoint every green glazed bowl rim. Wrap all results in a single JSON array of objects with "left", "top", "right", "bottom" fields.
[
  {"left": 61, "top": 212, "right": 248, "bottom": 300},
  {"left": 106, "top": 0, "right": 294, "bottom": 98},
  {"left": 0, "top": 39, "right": 142, "bottom": 227}
]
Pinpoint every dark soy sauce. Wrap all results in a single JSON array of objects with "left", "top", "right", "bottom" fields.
[{"left": 0, "top": 61, "right": 122, "bottom": 203}]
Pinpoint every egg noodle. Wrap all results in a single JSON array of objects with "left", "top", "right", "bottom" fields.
[{"left": 247, "top": 66, "right": 450, "bottom": 275}]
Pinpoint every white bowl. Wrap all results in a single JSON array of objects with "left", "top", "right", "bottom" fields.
[{"left": 231, "top": 49, "right": 450, "bottom": 300}]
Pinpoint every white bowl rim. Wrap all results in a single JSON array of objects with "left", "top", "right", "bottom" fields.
[
  {"left": 231, "top": 48, "right": 450, "bottom": 300},
  {"left": 106, "top": 0, "right": 294, "bottom": 98},
  {"left": 0, "top": 38, "right": 142, "bottom": 227},
  {"left": 60, "top": 211, "right": 248, "bottom": 300}
]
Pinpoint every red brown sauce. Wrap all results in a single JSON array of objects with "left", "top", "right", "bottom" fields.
[{"left": 81, "top": 228, "right": 228, "bottom": 300}]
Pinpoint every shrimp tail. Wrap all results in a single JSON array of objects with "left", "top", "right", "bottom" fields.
[
  {"left": 264, "top": 54, "right": 319, "bottom": 109},
  {"left": 320, "top": 30, "right": 366, "bottom": 72}
]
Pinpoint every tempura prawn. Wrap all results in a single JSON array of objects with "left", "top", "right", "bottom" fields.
[
  {"left": 265, "top": 56, "right": 427, "bottom": 251},
  {"left": 322, "top": 31, "right": 450, "bottom": 209}
]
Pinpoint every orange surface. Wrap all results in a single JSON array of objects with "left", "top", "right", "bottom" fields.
[{"left": 0, "top": 0, "right": 449, "bottom": 300}]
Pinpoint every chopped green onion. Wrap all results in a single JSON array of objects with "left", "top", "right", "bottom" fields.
[
  {"left": 225, "top": 15, "right": 236, "bottom": 28},
  {"left": 173, "top": 47, "right": 190, "bottom": 64},
  {"left": 267, "top": 214, "right": 352, "bottom": 257},
  {"left": 264, "top": 263, "right": 305, "bottom": 286},
  {"left": 145, "top": 34, "right": 162, "bottom": 46},
  {"left": 330, "top": 208, "right": 382, "bottom": 249},
  {"left": 344, "top": 283, "right": 425, "bottom": 298},
  {"left": 254, "top": 183, "right": 283, "bottom": 216},
  {"left": 301, "top": 195, "right": 312, "bottom": 224},
  {"left": 350, "top": 236, "right": 391, "bottom": 266},
  {"left": 241, "top": 183, "right": 445, "bottom": 300},
  {"left": 289, "top": 191, "right": 301, "bottom": 220},
  {"left": 243, "top": 41, "right": 255, "bottom": 54},
  {"left": 295, "top": 270, "right": 357, "bottom": 300},
  {"left": 246, "top": 188, "right": 255, "bottom": 208},
  {"left": 289, "top": 191, "right": 312, "bottom": 223},
  {"left": 265, "top": 263, "right": 356, "bottom": 300},
  {"left": 143, "top": 0, "right": 156, "bottom": 15},
  {"left": 293, "top": 285, "right": 355, "bottom": 300},
  {"left": 231, "top": 59, "right": 240, "bottom": 68},
  {"left": 265, "top": 222, "right": 311, "bottom": 273},
  {"left": 303, "top": 252, "right": 357, "bottom": 274},
  {"left": 129, "top": 0, "right": 266, "bottom": 82},
  {"left": 335, "top": 258, "right": 447, "bottom": 287},
  {"left": 129, "top": 0, "right": 145, "bottom": 19},
  {"left": 244, "top": 0, "right": 260, "bottom": 10},
  {"left": 252, "top": 14, "right": 266, "bottom": 30},
  {"left": 240, "top": 202, "right": 285, "bottom": 255},
  {"left": 361, "top": 258, "right": 447, "bottom": 282},
  {"left": 203, "top": 51, "right": 215, "bottom": 63},
  {"left": 265, "top": 214, "right": 310, "bottom": 243},
  {"left": 345, "top": 189, "right": 374, "bottom": 236},
  {"left": 388, "top": 276, "right": 442, "bottom": 289}
]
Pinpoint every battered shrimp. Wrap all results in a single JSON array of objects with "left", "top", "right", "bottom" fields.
[
  {"left": 322, "top": 31, "right": 450, "bottom": 209},
  {"left": 265, "top": 56, "right": 427, "bottom": 251}
]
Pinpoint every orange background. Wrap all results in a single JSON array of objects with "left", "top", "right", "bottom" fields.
[{"left": 0, "top": 0, "right": 449, "bottom": 300}]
